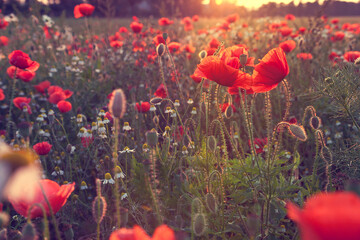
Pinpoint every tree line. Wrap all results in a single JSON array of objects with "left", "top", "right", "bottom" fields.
[{"left": 1, "top": 0, "right": 360, "bottom": 18}]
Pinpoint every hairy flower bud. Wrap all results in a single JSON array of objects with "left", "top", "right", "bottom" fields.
[
  {"left": 146, "top": 129, "right": 158, "bottom": 147},
  {"left": 92, "top": 196, "right": 107, "bottom": 224},
  {"left": 288, "top": 124, "right": 307, "bottom": 141},
  {"left": 109, "top": 89, "right": 126, "bottom": 119},
  {"left": 199, "top": 50, "right": 207, "bottom": 60},
  {"left": 156, "top": 43, "right": 165, "bottom": 57},
  {"left": 239, "top": 54, "right": 248, "bottom": 67}
]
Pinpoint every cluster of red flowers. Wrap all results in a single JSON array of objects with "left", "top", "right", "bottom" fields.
[{"left": 193, "top": 46, "right": 289, "bottom": 93}]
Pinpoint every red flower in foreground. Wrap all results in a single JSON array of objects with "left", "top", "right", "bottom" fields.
[
  {"left": 279, "top": 40, "right": 296, "bottom": 53},
  {"left": 344, "top": 51, "right": 360, "bottom": 62},
  {"left": 17, "top": 69, "right": 36, "bottom": 82},
  {"left": 33, "top": 142, "right": 52, "bottom": 155},
  {"left": 109, "top": 224, "right": 175, "bottom": 240},
  {"left": 287, "top": 192, "right": 360, "bottom": 240},
  {"left": 135, "top": 102, "right": 150, "bottom": 113},
  {"left": 154, "top": 84, "right": 167, "bottom": 98},
  {"left": 251, "top": 48, "right": 289, "bottom": 93},
  {"left": 57, "top": 100, "right": 72, "bottom": 113},
  {"left": 9, "top": 180, "right": 75, "bottom": 219},
  {"left": 130, "top": 21, "right": 143, "bottom": 33},
  {"left": 194, "top": 46, "right": 253, "bottom": 88},
  {"left": 0, "top": 89, "right": 4, "bottom": 101},
  {"left": 74, "top": 3, "right": 95, "bottom": 18},
  {"left": 13, "top": 97, "right": 31, "bottom": 114},
  {"left": 8, "top": 50, "right": 39, "bottom": 72}
]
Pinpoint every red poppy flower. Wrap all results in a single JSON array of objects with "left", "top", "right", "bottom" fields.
[
  {"left": 248, "top": 138, "right": 267, "bottom": 154},
  {"left": 183, "top": 44, "right": 195, "bottom": 53},
  {"left": 331, "top": 31, "right": 345, "bottom": 42},
  {"left": 331, "top": 18, "right": 339, "bottom": 24},
  {"left": 167, "top": 42, "right": 181, "bottom": 53},
  {"left": 329, "top": 52, "right": 340, "bottom": 62},
  {"left": 34, "top": 80, "right": 51, "bottom": 94},
  {"left": 130, "top": 21, "right": 143, "bottom": 33},
  {"left": 154, "top": 84, "right": 167, "bottom": 98},
  {"left": 181, "top": 17, "right": 192, "bottom": 25},
  {"left": 109, "top": 224, "right": 175, "bottom": 240},
  {"left": 49, "top": 91, "right": 66, "bottom": 104},
  {"left": 17, "top": 70, "right": 36, "bottom": 82},
  {"left": 74, "top": 3, "right": 95, "bottom": 18},
  {"left": 9, "top": 179, "right": 75, "bottom": 219},
  {"left": 0, "top": 89, "right": 4, "bottom": 101},
  {"left": 192, "top": 15, "right": 199, "bottom": 22},
  {"left": 33, "top": 142, "right": 52, "bottom": 155},
  {"left": 132, "top": 40, "right": 146, "bottom": 52},
  {"left": 287, "top": 191, "right": 360, "bottom": 240},
  {"left": 251, "top": 47, "right": 289, "bottom": 93},
  {"left": 8, "top": 50, "right": 39, "bottom": 72},
  {"left": 57, "top": 100, "right": 72, "bottom": 113},
  {"left": 344, "top": 51, "right": 360, "bottom": 62},
  {"left": 118, "top": 27, "right": 128, "bottom": 33},
  {"left": 13, "top": 97, "right": 31, "bottom": 114},
  {"left": 209, "top": 38, "right": 220, "bottom": 49},
  {"left": 279, "top": 26, "right": 293, "bottom": 37},
  {"left": 0, "top": 19, "right": 8, "bottom": 29},
  {"left": 158, "top": 17, "right": 174, "bottom": 26},
  {"left": 285, "top": 14, "right": 296, "bottom": 20},
  {"left": 220, "top": 45, "right": 255, "bottom": 68},
  {"left": 194, "top": 47, "right": 252, "bottom": 88},
  {"left": 153, "top": 34, "right": 169, "bottom": 46},
  {"left": 297, "top": 53, "right": 313, "bottom": 60},
  {"left": 110, "top": 41, "right": 123, "bottom": 48},
  {"left": 135, "top": 102, "right": 150, "bottom": 113},
  {"left": 279, "top": 40, "right": 296, "bottom": 53},
  {"left": 299, "top": 27, "right": 306, "bottom": 34},
  {"left": 225, "top": 13, "right": 238, "bottom": 23},
  {"left": 0, "top": 36, "right": 8, "bottom": 46}
]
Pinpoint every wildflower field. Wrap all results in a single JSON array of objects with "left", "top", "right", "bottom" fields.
[{"left": 1, "top": 2, "right": 360, "bottom": 240}]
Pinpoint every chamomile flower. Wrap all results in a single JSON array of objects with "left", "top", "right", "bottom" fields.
[
  {"left": 150, "top": 105, "right": 156, "bottom": 112},
  {"left": 327, "top": 137, "right": 333, "bottom": 144},
  {"left": 51, "top": 166, "right": 64, "bottom": 176},
  {"left": 114, "top": 166, "right": 125, "bottom": 179},
  {"left": 191, "top": 107, "right": 197, "bottom": 115},
  {"left": 77, "top": 127, "right": 86, "bottom": 137},
  {"left": 182, "top": 146, "right": 188, "bottom": 155},
  {"left": 187, "top": 98, "right": 194, "bottom": 104},
  {"left": 174, "top": 100, "right": 180, "bottom": 107},
  {"left": 91, "top": 122, "right": 97, "bottom": 131},
  {"left": 165, "top": 107, "right": 172, "bottom": 114},
  {"left": 119, "top": 146, "right": 135, "bottom": 154},
  {"left": 121, "top": 193, "right": 128, "bottom": 200},
  {"left": 103, "top": 173, "right": 115, "bottom": 184},
  {"left": 36, "top": 115, "right": 44, "bottom": 122},
  {"left": 163, "top": 126, "right": 171, "bottom": 137},
  {"left": 170, "top": 109, "right": 176, "bottom": 118},
  {"left": 98, "top": 110, "right": 106, "bottom": 116},
  {"left": 97, "top": 123, "right": 106, "bottom": 134},
  {"left": 142, "top": 143, "right": 149, "bottom": 152},
  {"left": 80, "top": 181, "right": 88, "bottom": 190},
  {"left": 123, "top": 122, "right": 131, "bottom": 131},
  {"left": 103, "top": 117, "right": 110, "bottom": 124}
]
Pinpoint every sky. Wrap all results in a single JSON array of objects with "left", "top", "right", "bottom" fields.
[{"left": 202, "top": 0, "right": 359, "bottom": 9}]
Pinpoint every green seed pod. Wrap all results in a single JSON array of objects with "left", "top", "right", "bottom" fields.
[
  {"left": 146, "top": 129, "right": 158, "bottom": 147},
  {"left": 288, "top": 124, "right": 307, "bottom": 141},
  {"left": 191, "top": 198, "right": 203, "bottom": 213},
  {"left": 21, "top": 222, "right": 37, "bottom": 240},
  {"left": 109, "top": 89, "right": 126, "bottom": 119},
  {"left": 92, "top": 196, "right": 107, "bottom": 224},
  {"left": 199, "top": 50, "right": 207, "bottom": 60},
  {"left": 162, "top": 32, "right": 168, "bottom": 41},
  {"left": 207, "top": 136, "right": 217, "bottom": 152},
  {"left": 156, "top": 43, "right": 165, "bottom": 57},
  {"left": 150, "top": 97, "right": 163, "bottom": 105},
  {"left": 309, "top": 116, "right": 322, "bottom": 130},
  {"left": 205, "top": 193, "right": 218, "bottom": 213},
  {"left": 239, "top": 54, "right": 248, "bottom": 67},
  {"left": 192, "top": 213, "right": 207, "bottom": 236},
  {"left": 225, "top": 105, "right": 233, "bottom": 119}
]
